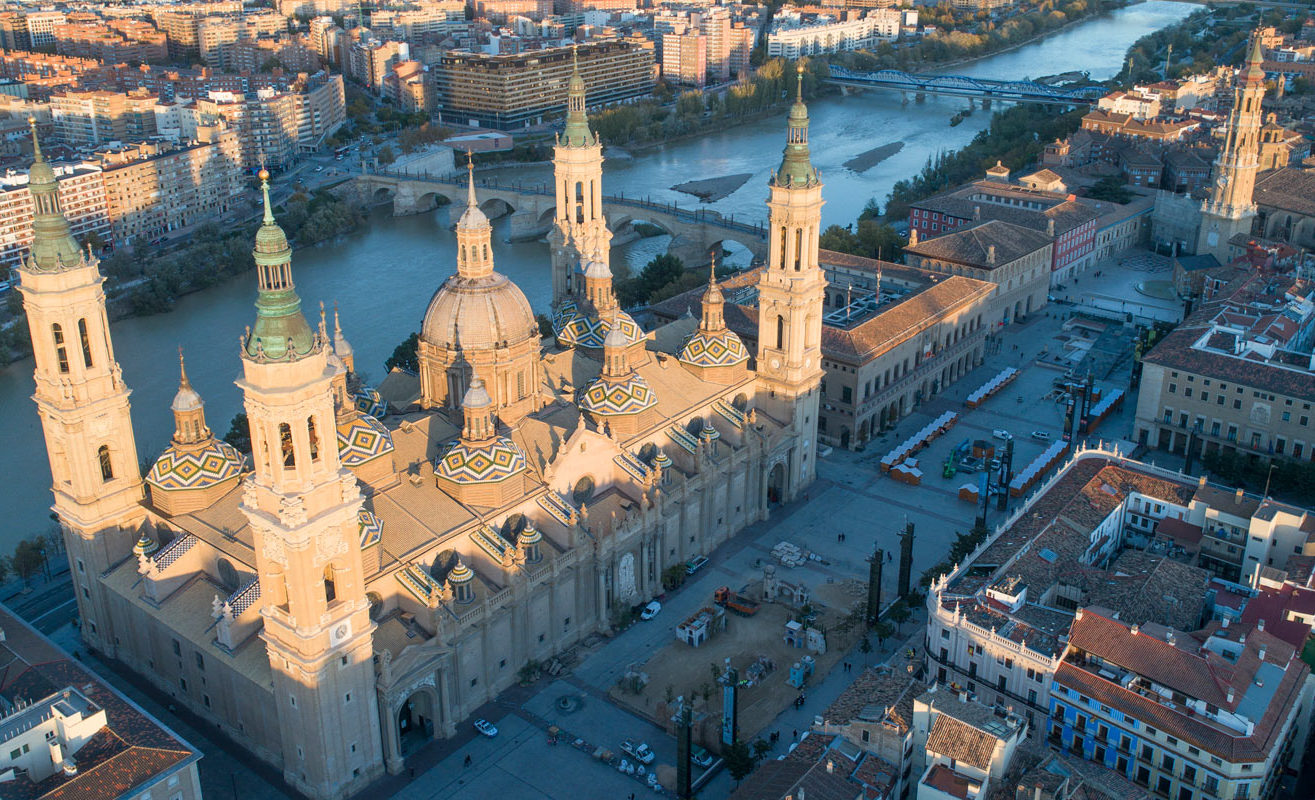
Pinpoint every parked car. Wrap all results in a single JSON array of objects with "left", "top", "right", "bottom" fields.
[
  {"left": 690, "top": 745, "right": 715, "bottom": 768},
  {"left": 1031, "top": 430, "right": 1052, "bottom": 442},
  {"left": 686, "top": 555, "right": 709, "bottom": 575},
  {"left": 640, "top": 600, "right": 662, "bottom": 620},
  {"left": 992, "top": 429, "right": 1013, "bottom": 441},
  {"left": 474, "top": 719, "right": 498, "bottom": 737},
  {"left": 621, "top": 739, "right": 656, "bottom": 764}
]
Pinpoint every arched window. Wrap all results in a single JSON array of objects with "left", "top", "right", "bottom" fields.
[
  {"left": 778, "top": 226, "right": 787, "bottom": 269},
  {"left": 217, "top": 558, "right": 240, "bottom": 592},
  {"left": 572, "top": 476, "right": 595, "bottom": 505},
  {"left": 77, "top": 318, "right": 93, "bottom": 368},
  {"left": 97, "top": 445, "right": 113, "bottom": 481},
  {"left": 323, "top": 564, "right": 337, "bottom": 604},
  {"left": 460, "top": 245, "right": 466, "bottom": 264},
  {"left": 483, "top": 244, "right": 488, "bottom": 260},
  {"left": 794, "top": 228, "right": 803, "bottom": 271},
  {"left": 279, "top": 423, "right": 295, "bottom": 468},
  {"left": 776, "top": 315, "right": 785, "bottom": 350},
  {"left": 52, "top": 324, "right": 69, "bottom": 374},
  {"left": 575, "top": 182, "right": 585, "bottom": 223},
  {"left": 307, "top": 416, "right": 319, "bottom": 462},
  {"left": 517, "top": 371, "right": 526, "bottom": 399}
]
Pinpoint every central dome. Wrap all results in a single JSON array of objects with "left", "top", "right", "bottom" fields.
[{"left": 421, "top": 271, "right": 538, "bottom": 351}]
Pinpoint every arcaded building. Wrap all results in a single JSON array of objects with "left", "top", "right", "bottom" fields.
[{"left": 18, "top": 66, "right": 827, "bottom": 799}]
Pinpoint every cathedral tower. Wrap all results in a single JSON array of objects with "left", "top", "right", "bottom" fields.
[
  {"left": 756, "top": 67, "right": 825, "bottom": 496},
  {"left": 238, "top": 172, "right": 384, "bottom": 796},
  {"left": 550, "top": 47, "right": 611, "bottom": 304},
  {"left": 16, "top": 120, "right": 144, "bottom": 655},
  {"left": 1198, "top": 32, "right": 1266, "bottom": 261}
]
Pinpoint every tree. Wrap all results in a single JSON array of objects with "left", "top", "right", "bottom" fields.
[
  {"left": 858, "top": 635, "right": 874, "bottom": 665},
  {"left": 385, "top": 331, "right": 419, "bottom": 373},
  {"left": 873, "top": 621, "right": 895, "bottom": 648},
  {"left": 751, "top": 738, "right": 772, "bottom": 762},
  {"left": 11, "top": 538, "right": 46, "bottom": 587},
  {"left": 723, "top": 740, "right": 755, "bottom": 783},
  {"left": 223, "top": 413, "right": 251, "bottom": 454},
  {"left": 377, "top": 145, "right": 396, "bottom": 165},
  {"left": 0, "top": 555, "right": 11, "bottom": 585},
  {"left": 888, "top": 600, "right": 911, "bottom": 634},
  {"left": 1085, "top": 175, "right": 1133, "bottom": 204}
]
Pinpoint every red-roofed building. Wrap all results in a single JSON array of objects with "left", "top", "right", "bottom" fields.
[{"left": 1049, "top": 608, "right": 1312, "bottom": 800}]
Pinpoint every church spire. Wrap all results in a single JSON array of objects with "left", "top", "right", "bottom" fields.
[
  {"left": 774, "top": 65, "right": 817, "bottom": 188},
  {"left": 700, "top": 257, "right": 725, "bottom": 332},
  {"left": 171, "top": 347, "right": 210, "bottom": 446},
  {"left": 246, "top": 169, "right": 315, "bottom": 361},
  {"left": 562, "top": 46, "right": 594, "bottom": 147},
  {"left": 25, "top": 118, "right": 84, "bottom": 272},
  {"left": 1243, "top": 29, "right": 1266, "bottom": 83},
  {"left": 455, "top": 153, "right": 494, "bottom": 279}
]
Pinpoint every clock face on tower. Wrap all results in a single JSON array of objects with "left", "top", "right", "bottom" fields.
[{"left": 330, "top": 622, "right": 351, "bottom": 646}]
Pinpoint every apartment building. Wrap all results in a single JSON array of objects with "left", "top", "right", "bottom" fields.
[
  {"left": 50, "top": 88, "right": 159, "bottom": 146},
  {"left": 1051, "top": 608, "right": 1312, "bottom": 800},
  {"left": 0, "top": 161, "right": 111, "bottom": 270},
  {"left": 662, "top": 30, "right": 707, "bottom": 87},
  {"left": 924, "top": 451, "right": 1218, "bottom": 723},
  {"left": 24, "top": 10, "right": 66, "bottom": 48},
  {"left": 192, "top": 71, "right": 343, "bottom": 167},
  {"left": 52, "top": 20, "right": 169, "bottom": 64},
  {"left": 903, "top": 219, "right": 1052, "bottom": 328},
  {"left": 350, "top": 39, "right": 408, "bottom": 92},
  {"left": 275, "top": 0, "right": 355, "bottom": 17},
  {"left": 382, "top": 60, "right": 433, "bottom": 113},
  {"left": 433, "top": 41, "right": 654, "bottom": 128},
  {"left": 91, "top": 126, "right": 243, "bottom": 245},
  {"left": 1135, "top": 270, "right": 1315, "bottom": 474},
  {"left": 767, "top": 9, "right": 901, "bottom": 59},
  {"left": 151, "top": 2, "right": 245, "bottom": 59},
  {"left": 197, "top": 12, "right": 290, "bottom": 70}
]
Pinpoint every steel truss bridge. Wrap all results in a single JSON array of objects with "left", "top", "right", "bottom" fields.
[{"left": 826, "top": 66, "right": 1105, "bottom": 105}]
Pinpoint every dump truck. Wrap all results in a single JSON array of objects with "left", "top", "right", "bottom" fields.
[{"left": 714, "top": 586, "right": 760, "bottom": 616}]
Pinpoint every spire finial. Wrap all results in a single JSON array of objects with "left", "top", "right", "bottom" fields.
[
  {"left": 178, "top": 346, "right": 191, "bottom": 390},
  {"left": 333, "top": 301, "right": 342, "bottom": 336},
  {"left": 709, "top": 253, "right": 717, "bottom": 287},
  {"left": 466, "top": 149, "right": 476, "bottom": 207},
  {"left": 319, "top": 300, "right": 328, "bottom": 339},
  {"left": 258, "top": 168, "right": 273, "bottom": 225},
  {"left": 796, "top": 63, "right": 804, "bottom": 103},
  {"left": 28, "top": 117, "right": 42, "bottom": 162}
]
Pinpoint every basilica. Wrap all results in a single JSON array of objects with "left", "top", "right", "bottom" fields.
[{"left": 18, "top": 62, "right": 826, "bottom": 800}]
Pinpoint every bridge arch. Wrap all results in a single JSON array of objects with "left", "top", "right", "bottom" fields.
[
  {"left": 536, "top": 205, "right": 558, "bottom": 228},
  {"left": 372, "top": 186, "right": 396, "bottom": 204},
  {"left": 479, "top": 197, "right": 515, "bottom": 220},
  {"left": 415, "top": 190, "right": 455, "bottom": 213},
  {"left": 709, "top": 238, "right": 758, "bottom": 270}
]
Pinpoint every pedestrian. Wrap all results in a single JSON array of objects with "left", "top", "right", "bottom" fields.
[
  {"left": 464, "top": 754, "right": 472, "bottom": 767},
  {"left": 792, "top": 729, "right": 798, "bottom": 740},
  {"left": 409, "top": 768, "right": 415, "bottom": 779}
]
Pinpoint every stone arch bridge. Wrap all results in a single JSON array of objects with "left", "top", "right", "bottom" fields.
[{"left": 355, "top": 170, "right": 767, "bottom": 266}]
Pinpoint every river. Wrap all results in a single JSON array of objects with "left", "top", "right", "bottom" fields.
[{"left": 0, "top": 1, "right": 1196, "bottom": 550}]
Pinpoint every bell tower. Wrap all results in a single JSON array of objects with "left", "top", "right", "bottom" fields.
[
  {"left": 16, "top": 120, "right": 143, "bottom": 655},
  {"left": 238, "top": 171, "right": 384, "bottom": 797},
  {"left": 756, "top": 68, "right": 825, "bottom": 494},
  {"left": 550, "top": 47, "right": 611, "bottom": 304},
  {"left": 1198, "top": 32, "right": 1266, "bottom": 261}
]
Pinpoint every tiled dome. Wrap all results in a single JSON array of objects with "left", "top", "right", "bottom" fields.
[
  {"left": 678, "top": 329, "right": 749, "bottom": 368},
  {"left": 554, "top": 299, "right": 644, "bottom": 349},
  {"left": 146, "top": 441, "right": 245, "bottom": 492},
  {"left": 336, "top": 414, "right": 395, "bottom": 467},
  {"left": 579, "top": 373, "right": 657, "bottom": 416},
  {"left": 435, "top": 437, "right": 527, "bottom": 484}
]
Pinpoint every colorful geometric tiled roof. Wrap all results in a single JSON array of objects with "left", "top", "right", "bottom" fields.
[
  {"left": 358, "top": 509, "right": 383, "bottom": 548},
  {"left": 435, "top": 437, "right": 526, "bottom": 484},
  {"left": 336, "top": 414, "right": 395, "bottom": 466},
  {"left": 579, "top": 373, "right": 657, "bottom": 416},
  {"left": 554, "top": 298, "right": 644, "bottom": 349},
  {"left": 146, "top": 441, "right": 244, "bottom": 492},
  {"left": 355, "top": 385, "right": 387, "bottom": 417},
  {"left": 678, "top": 329, "right": 749, "bottom": 368}
]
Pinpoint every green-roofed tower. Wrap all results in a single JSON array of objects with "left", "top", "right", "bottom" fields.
[
  {"left": 16, "top": 117, "right": 146, "bottom": 661},
  {"left": 773, "top": 66, "right": 818, "bottom": 189},
  {"left": 550, "top": 44, "right": 611, "bottom": 306},
  {"left": 244, "top": 170, "right": 316, "bottom": 361},
  {"left": 755, "top": 62, "right": 825, "bottom": 497},
  {"left": 24, "top": 118, "right": 85, "bottom": 272}
]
